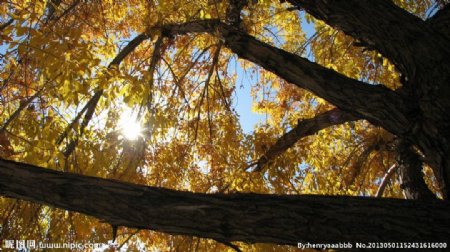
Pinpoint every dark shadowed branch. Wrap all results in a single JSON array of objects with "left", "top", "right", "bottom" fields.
[
  {"left": 0, "top": 158, "right": 449, "bottom": 245},
  {"left": 427, "top": 3, "right": 450, "bottom": 40},
  {"left": 286, "top": 0, "right": 432, "bottom": 79},
  {"left": 254, "top": 108, "right": 358, "bottom": 171}
]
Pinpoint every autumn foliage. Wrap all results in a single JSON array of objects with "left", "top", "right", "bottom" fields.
[{"left": 1, "top": 0, "right": 449, "bottom": 250}]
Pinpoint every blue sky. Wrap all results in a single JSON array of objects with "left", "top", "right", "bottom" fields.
[
  {"left": 233, "top": 12, "right": 315, "bottom": 133},
  {"left": 230, "top": 59, "right": 265, "bottom": 133}
]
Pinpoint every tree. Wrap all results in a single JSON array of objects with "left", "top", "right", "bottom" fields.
[{"left": 0, "top": 0, "right": 449, "bottom": 250}]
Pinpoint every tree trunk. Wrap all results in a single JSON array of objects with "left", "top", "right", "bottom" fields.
[{"left": 1, "top": 158, "right": 450, "bottom": 245}]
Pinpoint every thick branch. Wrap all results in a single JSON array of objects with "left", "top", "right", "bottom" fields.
[
  {"left": 1, "top": 158, "right": 449, "bottom": 245},
  {"left": 255, "top": 108, "right": 357, "bottom": 171},
  {"left": 287, "top": 0, "right": 436, "bottom": 79},
  {"left": 160, "top": 20, "right": 410, "bottom": 135},
  {"left": 109, "top": 33, "right": 149, "bottom": 67},
  {"left": 427, "top": 3, "right": 450, "bottom": 40}
]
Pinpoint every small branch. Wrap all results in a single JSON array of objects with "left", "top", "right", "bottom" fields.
[
  {"left": 215, "top": 65, "right": 231, "bottom": 112},
  {"left": 0, "top": 18, "right": 14, "bottom": 32},
  {"left": 48, "top": 0, "right": 81, "bottom": 25},
  {"left": 56, "top": 95, "right": 94, "bottom": 145},
  {"left": 117, "top": 229, "right": 141, "bottom": 250},
  {"left": 346, "top": 142, "right": 379, "bottom": 186},
  {"left": 376, "top": 164, "right": 398, "bottom": 198},
  {"left": 146, "top": 35, "right": 164, "bottom": 110},
  {"left": 194, "top": 45, "right": 221, "bottom": 142},
  {"left": 215, "top": 239, "right": 242, "bottom": 252},
  {"left": 160, "top": 57, "right": 190, "bottom": 105},
  {"left": 207, "top": 45, "right": 222, "bottom": 141},
  {"left": 0, "top": 89, "right": 43, "bottom": 132},
  {"left": 63, "top": 90, "right": 102, "bottom": 159},
  {"left": 45, "top": 0, "right": 62, "bottom": 21}
]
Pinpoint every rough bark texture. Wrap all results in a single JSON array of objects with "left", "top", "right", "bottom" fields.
[
  {"left": 288, "top": 0, "right": 431, "bottom": 77},
  {"left": 287, "top": 0, "right": 450, "bottom": 199},
  {"left": 1, "top": 158, "right": 450, "bottom": 245}
]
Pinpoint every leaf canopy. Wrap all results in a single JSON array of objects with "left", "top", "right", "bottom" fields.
[{"left": 0, "top": 0, "right": 440, "bottom": 250}]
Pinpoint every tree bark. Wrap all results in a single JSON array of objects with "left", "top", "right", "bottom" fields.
[
  {"left": 1, "top": 158, "right": 450, "bottom": 245},
  {"left": 288, "top": 0, "right": 450, "bottom": 81},
  {"left": 159, "top": 20, "right": 411, "bottom": 136},
  {"left": 427, "top": 3, "right": 450, "bottom": 41},
  {"left": 287, "top": 0, "right": 450, "bottom": 198}
]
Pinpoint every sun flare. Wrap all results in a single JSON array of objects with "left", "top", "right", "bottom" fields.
[{"left": 118, "top": 109, "right": 143, "bottom": 140}]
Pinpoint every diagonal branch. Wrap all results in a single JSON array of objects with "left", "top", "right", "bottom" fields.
[
  {"left": 147, "top": 35, "right": 164, "bottom": 110},
  {"left": 56, "top": 95, "right": 93, "bottom": 146},
  {"left": 376, "top": 164, "right": 398, "bottom": 198},
  {"left": 0, "top": 18, "right": 14, "bottom": 32},
  {"left": 287, "top": 0, "right": 434, "bottom": 79},
  {"left": 254, "top": 108, "right": 358, "bottom": 171},
  {"left": 45, "top": 0, "right": 62, "bottom": 21},
  {"left": 159, "top": 20, "right": 410, "bottom": 135},
  {"left": 63, "top": 90, "right": 102, "bottom": 158},
  {"left": 109, "top": 33, "right": 149, "bottom": 67},
  {"left": 0, "top": 89, "right": 43, "bottom": 133}
]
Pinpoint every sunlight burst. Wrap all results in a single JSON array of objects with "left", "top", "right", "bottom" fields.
[{"left": 119, "top": 109, "right": 143, "bottom": 140}]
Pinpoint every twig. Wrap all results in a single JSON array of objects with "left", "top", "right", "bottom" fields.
[
  {"left": 375, "top": 164, "right": 398, "bottom": 197},
  {"left": 215, "top": 239, "right": 242, "bottom": 252}
]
